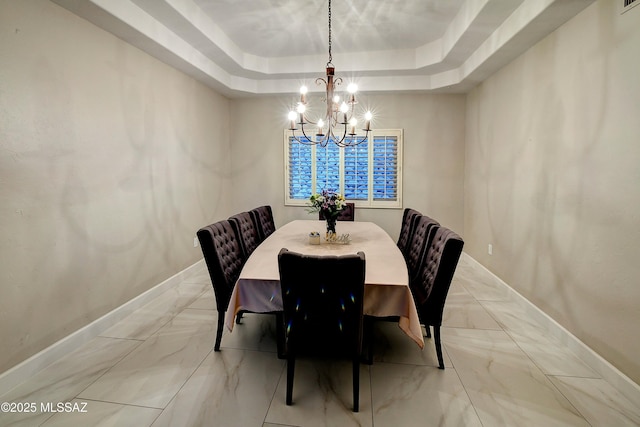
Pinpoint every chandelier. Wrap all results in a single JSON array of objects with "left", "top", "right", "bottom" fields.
[{"left": 287, "top": 0, "right": 372, "bottom": 147}]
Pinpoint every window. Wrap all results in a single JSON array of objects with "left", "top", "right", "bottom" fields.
[{"left": 284, "top": 129, "right": 403, "bottom": 208}]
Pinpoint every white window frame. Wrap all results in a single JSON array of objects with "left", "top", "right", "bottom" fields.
[{"left": 284, "top": 129, "right": 403, "bottom": 209}]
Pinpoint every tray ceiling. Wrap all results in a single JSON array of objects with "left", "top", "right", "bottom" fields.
[{"left": 51, "top": 0, "right": 596, "bottom": 97}]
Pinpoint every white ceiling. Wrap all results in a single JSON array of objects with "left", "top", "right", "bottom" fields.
[{"left": 52, "top": 0, "right": 595, "bottom": 98}]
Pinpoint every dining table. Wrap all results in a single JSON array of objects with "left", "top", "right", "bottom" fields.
[{"left": 224, "top": 219, "right": 425, "bottom": 349}]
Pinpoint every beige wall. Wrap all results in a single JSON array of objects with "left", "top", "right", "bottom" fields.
[
  {"left": 0, "top": 1, "right": 232, "bottom": 373},
  {"left": 229, "top": 94, "right": 466, "bottom": 239},
  {"left": 464, "top": 0, "right": 640, "bottom": 383}
]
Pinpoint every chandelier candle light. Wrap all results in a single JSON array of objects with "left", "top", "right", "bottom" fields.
[{"left": 287, "top": 0, "right": 372, "bottom": 147}]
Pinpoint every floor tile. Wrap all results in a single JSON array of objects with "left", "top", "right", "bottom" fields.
[
  {"left": 371, "top": 362, "right": 482, "bottom": 426},
  {"left": 442, "top": 287, "right": 502, "bottom": 330},
  {"left": 443, "top": 328, "right": 590, "bottom": 426},
  {"left": 453, "top": 260, "right": 511, "bottom": 301},
  {"left": 100, "top": 283, "right": 208, "bottom": 340},
  {"left": 40, "top": 399, "right": 162, "bottom": 427},
  {"left": 221, "top": 312, "right": 281, "bottom": 354},
  {"left": 0, "top": 337, "right": 140, "bottom": 426},
  {"left": 265, "top": 359, "right": 372, "bottom": 427},
  {"left": 79, "top": 309, "right": 216, "bottom": 408},
  {"left": 3, "top": 254, "right": 638, "bottom": 427},
  {"left": 187, "top": 289, "right": 215, "bottom": 310},
  {"left": 482, "top": 300, "right": 599, "bottom": 377},
  {"left": 369, "top": 321, "right": 450, "bottom": 367},
  {"left": 549, "top": 376, "right": 640, "bottom": 426},
  {"left": 151, "top": 349, "right": 284, "bottom": 427}
]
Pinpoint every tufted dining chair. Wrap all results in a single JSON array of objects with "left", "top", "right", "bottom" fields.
[
  {"left": 277, "top": 248, "right": 366, "bottom": 412},
  {"left": 228, "top": 211, "right": 261, "bottom": 258},
  {"left": 198, "top": 219, "right": 284, "bottom": 356},
  {"left": 249, "top": 205, "right": 276, "bottom": 242},
  {"left": 363, "top": 213, "right": 438, "bottom": 364},
  {"left": 250, "top": 205, "right": 276, "bottom": 241},
  {"left": 411, "top": 226, "right": 463, "bottom": 369},
  {"left": 318, "top": 202, "right": 355, "bottom": 221},
  {"left": 230, "top": 210, "right": 271, "bottom": 325},
  {"left": 405, "top": 215, "right": 440, "bottom": 282},
  {"left": 397, "top": 208, "right": 422, "bottom": 257},
  {"left": 197, "top": 220, "right": 245, "bottom": 351}
]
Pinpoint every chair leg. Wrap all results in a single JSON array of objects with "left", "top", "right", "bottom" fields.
[
  {"left": 286, "top": 355, "right": 295, "bottom": 405},
  {"left": 434, "top": 326, "right": 444, "bottom": 369},
  {"left": 235, "top": 310, "right": 244, "bottom": 324},
  {"left": 364, "top": 316, "right": 373, "bottom": 365},
  {"left": 214, "top": 312, "right": 224, "bottom": 351},
  {"left": 275, "top": 312, "right": 286, "bottom": 359},
  {"left": 352, "top": 357, "right": 360, "bottom": 412}
]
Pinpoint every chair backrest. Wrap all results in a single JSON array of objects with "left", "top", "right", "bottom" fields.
[
  {"left": 319, "top": 202, "right": 355, "bottom": 221},
  {"left": 197, "top": 220, "right": 245, "bottom": 311},
  {"left": 228, "top": 211, "right": 260, "bottom": 258},
  {"left": 412, "top": 227, "right": 464, "bottom": 326},
  {"left": 250, "top": 205, "right": 276, "bottom": 241},
  {"left": 405, "top": 215, "right": 440, "bottom": 281},
  {"left": 397, "top": 208, "right": 422, "bottom": 256},
  {"left": 277, "top": 248, "right": 365, "bottom": 354}
]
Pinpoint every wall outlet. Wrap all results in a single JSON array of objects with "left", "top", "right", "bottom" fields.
[
  {"left": 194, "top": 237, "right": 198, "bottom": 248},
  {"left": 488, "top": 244, "right": 493, "bottom": 255}
]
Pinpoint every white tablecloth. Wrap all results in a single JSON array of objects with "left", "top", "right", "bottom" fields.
[{"left": 225, "top": 220, "right": 424, "bottom": 348}]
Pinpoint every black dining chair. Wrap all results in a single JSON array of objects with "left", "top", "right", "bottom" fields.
[
  {"left": 250, "top": 205, "right": 276, "bottom": 241},
  {"left": 230, "top": 210, "right": 272, "bottom": 325},
  {"left": 198, "top": 219, "right": 285, "bottom": 356},
  {"left": 410, "top": 226, "right": 464, "bottom": 369},
  {"left": 228, "top": 211, "right": 261, "bottom": 258},
  {"left": 277, "top": 248, "right": 366, "bottom": 412},
  {"left": 319, "top": 202, "right": 355, "bottom": 221},
  {"left": 405, "top": 215, "right": 440, "bottom": 282},
  {"left": 364, "top": 214, "right": 438, "bottom": 363},
  {"left": 397, "top": 208, "right": 422, "bottom": 257},
  {"left": 196, "top": 220, "right": 245, "bottom": 351}
]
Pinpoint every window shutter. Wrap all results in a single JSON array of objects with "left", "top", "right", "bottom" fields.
[
  {"left": 315, "top": 141, "right": 340, "bottom": 192},
  {"left": 372, "top": 135, "right": 398, "bottom": 201},
  {"left": 287, "top": 137, "right": 313, "bottom": 199},
  {"left": 285, "top": 130, "right": 402, "bottom": 208},
  {"left": 344, "top": 137, "right": 369, "bottom": 200}
]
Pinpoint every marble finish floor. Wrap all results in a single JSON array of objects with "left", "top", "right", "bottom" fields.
[{"left": 2, "top": 255, "right": 639, "bottom": 426}]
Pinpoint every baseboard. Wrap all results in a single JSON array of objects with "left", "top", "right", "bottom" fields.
[
  {"left": 0, "top": 260, "right": 204, "bottom": 397},
  {"left": 461, "top": 253, "right": 640, "bottom": 402}
]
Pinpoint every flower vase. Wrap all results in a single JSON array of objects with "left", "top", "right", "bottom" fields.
[{"left": 325, "top": 217, "right": 337, "bottom": 237}]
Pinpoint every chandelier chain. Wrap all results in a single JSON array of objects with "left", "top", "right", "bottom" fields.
[
  {"left": 287, "top": 0, "right": 371, "bottom": 147},
  {"left": 327, "top": 0, "right": 332, "bottom": 66}
]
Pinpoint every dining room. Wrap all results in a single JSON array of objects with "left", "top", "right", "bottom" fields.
[{"left": 1, "top": 0, "right": 640, "bottom": 426}]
